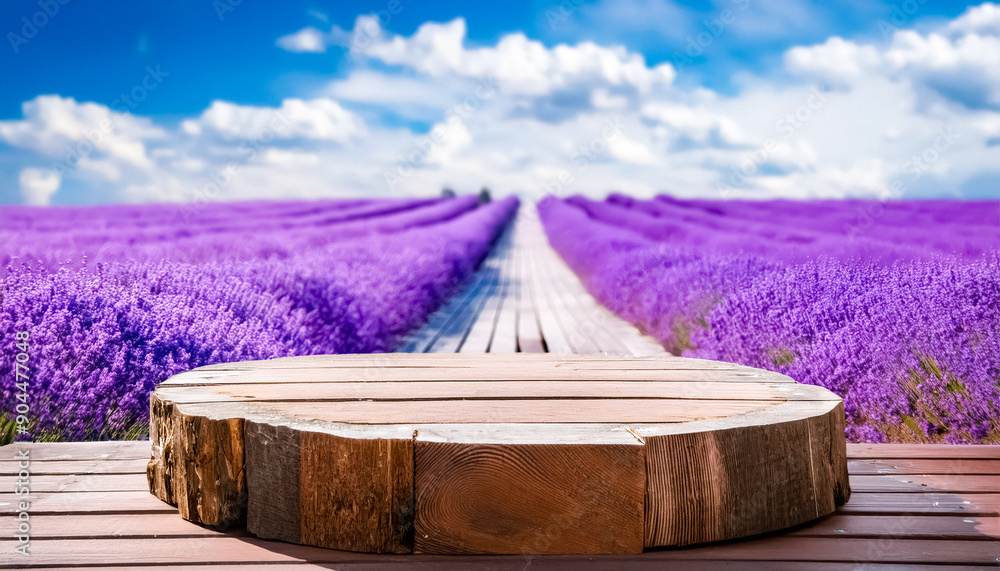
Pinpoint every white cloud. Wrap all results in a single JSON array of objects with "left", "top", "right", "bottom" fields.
[
  {"left": 182, "top": 98, "right": 366, "bottom": 142},
  {"left": 260, "top": 148, "right": 320, "bottom": 165},
  {"left": 324, "top": 70, "right": 462, "bottom": 121},
  {"left": 948, "top": 2, "right": 1000, "bottom": 35},
  {"left": 641, "top": 102, "right": 747, "bottom": 146},
  {"left": 3, "top": 4, "right": 1000, "bottom": 205},
  {"left": 423, "top": 120, "right": 473, "bottom": 166},
  {"left": 785, "top": 37, "right": 882, "bottom": 82},
  {"left": 289, "top": 16, "right": 675, "bottom": 105},
  {"left": 787, "top": 4, "right": 1000, "bottom": 109},
  {"left": 608, "top": 135, "right": 659, "bottom": 165},
  {"left": 276, "top": 27, "right": 327, "bottom": 53},
  {"left": 363, "top": 18, "right": 676, "bottom": 97},
  {"left": 19, "top": 168, "right": 60, "bottom": 205},
  {"left": 0, "top": 95, "right": 161, "bottom": 168}
]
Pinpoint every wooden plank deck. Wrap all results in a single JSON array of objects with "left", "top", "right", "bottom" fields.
[{"left": 2, "top": 440, "right": 999, "bottom": 568}]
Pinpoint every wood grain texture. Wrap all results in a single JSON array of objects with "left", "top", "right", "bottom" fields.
[
  {"left": 414, "top": 440, "right": 646, "bottom": 554},
  {"left": 7, "top": 439, "right": 1000, "bottom": 567},
  {"left": 146, "top": 392, "right": 174, "bottom": 505},
  {"left": 847, "top": 443, "right": 1000, "bottom": 459},
  {"left": 155, "top": 380, "right": 791, "bottom": 403},
  {"left": 160, "top": 398, "right": 780, "bottom": 424},
  {"left": 643, "top": 402, "right": 850, "bottom": 547},
  {"left": 146, "top": 396, "right": 251, "bottom": 526},
  {"left": 171, "top": 411, "right": 245, "bottom": 528},
  {"left": 146, "top": 353, "right": 848, "bottom": 555},
  {"left": 849, "top": 458, "right": 1000, "bottom": 475},
  {"left": 0, "top": 490, "right": 177, "bottom": 514},
  {"left": 837, "top": 492, "right": 1000, "bottom": 515},
  {"left": 1, "top": 440, "right": 149, "bottom": 460},
  {"left": 785, "top": 514, "right": 1000, "bottom": 539},
  {"left": 0, "top": 473, "right": 147, "bottom": 492},
  {"left": 243, "top": 421, "right": 415, "bottom": 553},
  {"left": 0, "top": 458, "right": 149, "bottom": 475},
  {"left": 298, "top": 430, "right": 415, "bottom": 553},
  {"left": 245, "top": 420, "right": 301, "bottom": 544},
  {"left": 850, "top": 474, "right": 1000, "bottom": 493}
]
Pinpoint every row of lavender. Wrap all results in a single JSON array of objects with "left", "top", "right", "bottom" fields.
[
  {"left": 0, "top": 195, "right": 518, "bottom": 441},
  {"left": 539, "top": 194, "right": 1000, "bottom": 443}
]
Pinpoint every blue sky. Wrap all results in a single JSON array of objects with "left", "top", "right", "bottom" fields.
[{"left": 1, "top": 0, "right": 998, "bottom": 204}]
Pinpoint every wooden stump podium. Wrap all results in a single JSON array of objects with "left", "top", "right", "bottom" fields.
[{"left": 147, "top": 353, "right": 850, "bottom": 554}]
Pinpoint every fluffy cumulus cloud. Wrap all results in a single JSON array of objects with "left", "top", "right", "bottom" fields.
[
  {"left": 0, "top": 95, "right": 162, "bottom": 170},
  {"left": 3, "top": 4, "right": 1000, "bottom": 205},
  {"left": 182, "top": 98, "right": 366, "bottom": 142},
  {"left": 360, "top": 18, "right": 676, "bottom": 97},
  {"left": 19, "top": 168, "right": 61, "bottom": 205},
  {"left": 787, "top": 7, "right": 1000, "bottom": 110}
]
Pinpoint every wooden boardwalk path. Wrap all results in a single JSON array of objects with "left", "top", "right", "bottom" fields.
[
  {"left": 3, "top": 440, "right": 1000, "bottom": 567},
  {"left": 398, "top": 208, "right": 667, "bottom": 356}
]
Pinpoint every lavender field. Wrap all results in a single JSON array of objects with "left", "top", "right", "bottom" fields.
[
  {"left": 540, "top": 194, "right": 1000, "bottom": 444},
  {"left": 0, "top": 195, "right": 518, "bottom": 443}
]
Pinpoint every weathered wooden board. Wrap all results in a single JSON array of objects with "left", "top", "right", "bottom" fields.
[
  {"left": 0, "top": 458, "right": 149, "bottom": 475},
  {"left": 847, "top": 444, "right": 1000, "bottom": 459},
  {"left": 244, "top": 420, "right": 414, "bottom": 553},
  {"left": 3, "top": 439, "right": 1000, "bottom": 568},
  {"left": 414, "top": 439, "right": 646, "bottom": 554},
  {"left": 161, "top": 367, "right": 776, "bottom": 384},
  {"left": 154, "top": 380, "right": 796, "bottom": 402},
  {"left": 146, "top": 353, "right": 848, "bottom": 554},
  {"left": 848, "top": 458, "right": 1000, "bottom": 475}
]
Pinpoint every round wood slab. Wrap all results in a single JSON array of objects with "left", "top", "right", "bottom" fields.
[{"left": 146, "top": 353, "right": 850, "bottom": 555}]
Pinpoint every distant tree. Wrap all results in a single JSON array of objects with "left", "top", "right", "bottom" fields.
[
  {"left": 441, "top": 187, "right": 456, "bottom": 198},
  {"left": 478, "top": 187, "right": 491, "bottom": 204}
]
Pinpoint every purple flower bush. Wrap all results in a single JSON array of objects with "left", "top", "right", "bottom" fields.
[
  {"left": 0, "top": 195, "right": 518, "bottom": 441},
  {"left": 539, "top": 194, "right": 1000, "bottom": 443}
]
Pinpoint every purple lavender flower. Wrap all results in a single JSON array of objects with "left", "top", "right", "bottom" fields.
[
  {"left": 0, "top": 195, "right": 519, "bottom": 442},
  {"left": 539, "top": 194, "right": 1000, "bottom": 444}
]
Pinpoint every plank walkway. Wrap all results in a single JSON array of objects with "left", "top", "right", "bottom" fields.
[
  {"left": 397, "top": 207, "right": 667, "bottom": 356},
  {"left": 3, "top": 440, "right": 1000, "bottom": 567},
  {"left": 3, "top": 211, "right": 999, "bottom": 566}
]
